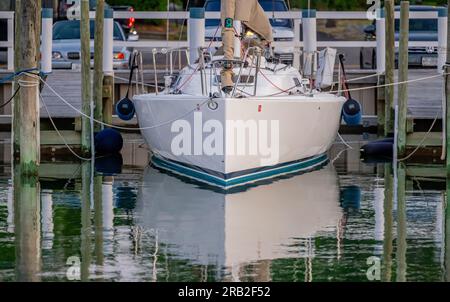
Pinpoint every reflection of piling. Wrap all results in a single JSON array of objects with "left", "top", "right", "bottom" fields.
[
  {"left": 383, "top": 164, "right": 394, "bottom": 282},
  {"left": 445, "top": 180, "right": 450, "bottom": 281},
  {"left": 396, "top": 164, "right": 407, "bottom": 282},
  {"left": 94, "top": 175, "right": 104, "bottom": 267},
  {"left": 14, "top": 166, "right": 41, "bottom": 282},
  {"left": 80, "top": 163, "right": 92, "bottom": 281}
]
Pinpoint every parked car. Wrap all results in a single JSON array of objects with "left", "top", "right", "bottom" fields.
[
  {"left": 52, "top": 19, "right": 132, "bottom": 70},
  {"left": 203, "top": 0, "right": 295, "bottom": 65},
  {"left": 360, "top": 5, "right": 441, "bottom": 69},
  {"left": 61, "top": 0, "right": 137, "bottom": 38}
]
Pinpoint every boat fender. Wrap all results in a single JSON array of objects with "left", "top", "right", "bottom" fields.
[
  {"left": 95, "top": 153, "right": 123, "bottom": 175},
  {"left": 95, "top": 128, "right": 124, "bottom": 155},
  {"left": 360, "top": 139, "right": 394, "bottom": 158},
  {"left": 116, "top": 97, "right": 136, "bottom": 121},
  {"left": 342, "top": 98, "right": 362, "bottom": 126}
]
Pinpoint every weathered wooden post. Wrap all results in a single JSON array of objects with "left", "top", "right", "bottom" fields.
[
  {"left": 438, "top": 8, "right": 448, "bottom": 74},
  {"left": 103, "top": 8, "right": 114, "bottom": 126},
  {"left": 188, "top": 8, "right": 205, "bottom": 64},
  {"left": 385, "top": 0, "right": 395, "bottom": 136},
  {"left": 17, "top": 0, "right": 41, "bottom": 175},
  {"left": 397, "top": 1, "right": 409, "bottom": 156},
  {"left": 81, "top": 0, "right": 92, "bottom": 155},
  {"left": 12, "top": 0, "right": 21, "bottom": 158},
  {"left": 446, "top": 1, "right": 450, "bottom": 174},
  {"left": 93, "top": 0, "right": 105, "bottom": 132},
  {"left": 376, "top": 8, "right": 386, "bottom": 134}
]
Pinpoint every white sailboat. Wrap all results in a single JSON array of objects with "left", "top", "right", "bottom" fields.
[{"left": 132, "top": 3, "right": 345, "bottom": 189}]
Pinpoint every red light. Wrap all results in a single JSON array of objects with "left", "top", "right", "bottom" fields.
[
  {"left": 115, "top": 52, "right": 125, "bottom": 60},
  {"left": 128, "top": 17, "right": 135, "bottom": 28}
]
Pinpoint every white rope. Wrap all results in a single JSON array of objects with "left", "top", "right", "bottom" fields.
[
  {"left": 332, "top": 73, "right": 449, "bottom": 95},
  {"left": 337, "top": 132, "right": 354, "bottom": 149},
  {"left": 114, "top": 75, "right": 157, "bottom": 88},
  {"left": 397, "top": 112, "right": 440, "bottom": 162},
  {"left": 38, "top": 74, "right": 209, "bottom": 131},
  {"left": 331, "top": 73, "right": 380, "bottom": 86},
  {"left": 39, "top": 93, "right": 92, "bottom": 161}
]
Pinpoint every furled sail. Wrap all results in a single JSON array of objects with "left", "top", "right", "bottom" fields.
[{"left": 220, "top": 0, "right": 273, "bottom": 92}]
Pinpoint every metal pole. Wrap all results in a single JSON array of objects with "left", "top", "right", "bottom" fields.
[
  {"left": 397, "top": 1, "right": 409, "bottom": 156},
  {"left": 188, "top": 8, "right": 205, "bottom": 64}
]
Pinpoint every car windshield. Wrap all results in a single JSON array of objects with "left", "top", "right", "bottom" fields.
[
  {"left": 394, "top": 19, "right": 438, "bottom": 32},
  {"left": 205, "top": 0, "right": 292, "bottom": 28},
  {"left": 53, "top": 20, "right": 124, "bottom": 40}
]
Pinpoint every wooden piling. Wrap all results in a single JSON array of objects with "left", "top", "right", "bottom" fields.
[
  {"left": 81, "top": 0, "right": 92, "bottom": 155},
  {"left": 397, "top": 1, "right": 409, "bottom": 156},
  {"left": 446, "top": 1, "right": 450, "bottom": 174},
  {"left": 93, "top": 0, "right": 105, "bottom": 132},
  {"left": 12, "top": 0, "right": 21, "bottom": 159},
  {"left": 385, "top": 0, "right": 395, "bottom": 136},
  {"left": 16, "top": 0, "right": 41, "bottom": 175},
  {"left": 103, "top": 75, "right": 114, "bottom": 126}
]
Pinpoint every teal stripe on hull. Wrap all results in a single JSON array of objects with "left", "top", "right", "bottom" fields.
[{"left": 152, "top": 154, "right": 329, "bottom": 190}]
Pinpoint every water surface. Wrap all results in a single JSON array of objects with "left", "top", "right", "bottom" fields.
[{"left": 0, "top": 134, "right": 449, "bottom": 282}]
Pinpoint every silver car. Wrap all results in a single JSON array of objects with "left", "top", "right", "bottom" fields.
[{"left": 52, "top": 19, "right": 132, "bottom": 70}]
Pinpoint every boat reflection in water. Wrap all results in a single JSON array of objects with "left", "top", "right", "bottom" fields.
[{"left": 135, "top": 164, "right": 343, "bottom": 274}]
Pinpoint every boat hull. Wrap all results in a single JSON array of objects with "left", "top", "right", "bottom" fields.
[{"left": 133, "top": 94, "right": 345, "bottom": 189}]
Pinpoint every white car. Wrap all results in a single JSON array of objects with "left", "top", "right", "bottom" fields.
[{"left": 204, "top": 0, "right": 295, "bottom": 64}]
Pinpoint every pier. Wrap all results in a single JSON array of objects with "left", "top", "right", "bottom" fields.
[{"left": 0, "top": 5, "right": 448, "bottom": 164}]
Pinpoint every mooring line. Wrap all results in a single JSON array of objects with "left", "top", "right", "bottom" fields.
[
  {"left": 38, "top": 74, "right": 210, "bottom": 131},
  {"left": 39, "top": 93, "right": 92, "bottom": 161}
]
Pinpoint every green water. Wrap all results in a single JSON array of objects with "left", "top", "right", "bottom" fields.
[{"left": 0, "top": 135, "right": 449, "bottom": 282}]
